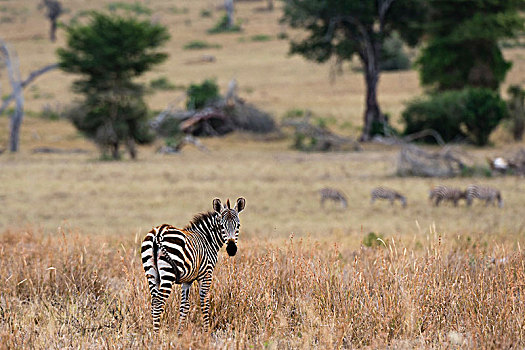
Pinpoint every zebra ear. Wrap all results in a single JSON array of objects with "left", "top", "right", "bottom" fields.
[
  {"left": 235, "top": 197, "right": 246, "bottom": 213},
  {"left": 212, "top": 198, "right": 222, "bottom": 213}
]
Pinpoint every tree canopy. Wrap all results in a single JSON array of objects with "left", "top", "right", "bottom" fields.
[
  {"left": 417, "top": 0, "right": 525, "bottom": 91},
  {"left": 57, "top": 11, "right": 170, "bottom": 159},
  {"left": 282, "top": 0, "right": 425, "bottom": 141}
]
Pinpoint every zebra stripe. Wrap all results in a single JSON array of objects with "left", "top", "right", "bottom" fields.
[
  {"left": 371, "top": 187, "right": 407, "bottom": 208},
  {"left": 466, "top": 185, "right": 503, "bottom": 208},
  {"left": 141, "top": 197, "right": 246, "bottom": 333},
  {"left": 319, "top": 188, "right": 348, "bottom": 208},
  {"left": 429, "top": 186, "right": 466, "bottom": 207}
]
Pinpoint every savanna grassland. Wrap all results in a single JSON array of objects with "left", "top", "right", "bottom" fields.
[{"left": 1, "top": 0, "right": 525, "bottom": 348}]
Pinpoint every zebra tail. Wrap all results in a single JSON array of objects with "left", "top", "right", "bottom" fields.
[{"left": 141, "top": 231, "right": 160, "bottom": 290}]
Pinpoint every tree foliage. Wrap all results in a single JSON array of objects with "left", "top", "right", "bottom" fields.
[
  {"left": 417, "top": 0, "right": 525, "bottom": 91},
  {"left": 281, "top": 0, "right": 425, "bottom": 141},
  {"left": 402, "top": 88, "right": 507, "bottom": 146},
  {"left": 57, "top": 12, "right": 169, "bottom": 159}
]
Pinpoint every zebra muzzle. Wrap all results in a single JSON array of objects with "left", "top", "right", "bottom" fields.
[{"left": 226, "top": 240, "right": 237, "bottom": 256}]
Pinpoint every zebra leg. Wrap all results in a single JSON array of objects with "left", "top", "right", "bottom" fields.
[
  {"left": 177, "top": 282, "right": 192, "bottom": 335},
  {"left": 435, "top": 197, "right": 442, "bottom": 207},
  {"left": 151, "top": 259, "right": 177, "bottom": 332},
  {"left": 199, "top": 274, "right": 213, "bottom": 332}
]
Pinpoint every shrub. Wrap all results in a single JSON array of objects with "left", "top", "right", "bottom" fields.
[
  {"left": 107, "top": 2, "right": 151, "bottom": 15},
  {"left": 250, "top": 34, "right": 272, "bottom": 42},
  {"left": 169, "top": 6, "right": 189, "bottom": 15},
  {"left": 200, "top": 9, "right": 212, "bottom": 18},
  {"left": 461, "top": 88, "right": 507, "bottom": 146},
  {"left": 186, "top": 79, "right": 220, "bottom": 110},
  {"left": 380, "top": 32, "right": 411, "bottom": 71},
  {"left": 149, "top": 76, "right": 177, "bottom": 91},
  {"left": 362, "top": 232, "right": 385, "bottom": 248},
  {"left": 207, "top": 14, "right": 241, "bottom": 34},
  {"left": 183, "top": 40, "right": 222, "bottom": 50},
  {"left": 402, "top": 88, "right": 507, "bottom": 146}
]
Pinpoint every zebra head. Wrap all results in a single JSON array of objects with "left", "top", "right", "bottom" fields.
[{"left": 213, "top": 197, "right": 246, "bottom": 256}]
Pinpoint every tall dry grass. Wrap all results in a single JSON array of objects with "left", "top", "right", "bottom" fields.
[{"left": 1, "top": 228, "right": 523, "bottom": 348}]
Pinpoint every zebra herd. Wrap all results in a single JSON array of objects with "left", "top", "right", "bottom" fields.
[{"left": 319, "top": 184, "right": 503, "bottom": 209}]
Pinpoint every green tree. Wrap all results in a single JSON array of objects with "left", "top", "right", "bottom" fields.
[
  {"left": 417, "top": 0, "right": 525, "bottom": 91},
  {"left": 57, "top": 11, "right": 170, "bottom": 159},
  {"left": 281, "top": 0, "right": 425, "bottom": 141}
]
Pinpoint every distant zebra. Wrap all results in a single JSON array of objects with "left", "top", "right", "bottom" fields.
[
  {"left": 466, "top": 185, "right": 503, "bottom": 207},
  {"left": 429, "top": 185, "right": 466, "bottom": 207},
  {"left": 141, "top": 197, "right": 246, "bottom": 333},
  {"left": 370, "top": 187, "right": 407, "bottom": 208},
  {"left": 319, "top": 188, "right": 348, "bottom": 208}
]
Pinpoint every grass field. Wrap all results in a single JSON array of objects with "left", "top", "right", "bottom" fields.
[{"left": 1, "top": 0, "right": 525, "bottom": 348}]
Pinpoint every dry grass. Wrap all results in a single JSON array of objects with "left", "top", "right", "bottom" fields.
[{"left": 1, "top": 228, "right": 524, "bottom": 349}]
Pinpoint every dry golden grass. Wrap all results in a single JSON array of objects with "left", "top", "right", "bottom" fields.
[{"left": 1, "top": 228, "right": 524, "bottom": 349}]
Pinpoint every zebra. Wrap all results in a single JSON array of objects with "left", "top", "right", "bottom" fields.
[
  {"left": 319, "top": 187, "right": 348, "bottom": 208},
  {"left": 370, "top": 187, "right": 407, "bottom": 208},
  {"left": 465, "top": 185, "right": 503, "bottom": 208},
  {"left": 429, "top": 185, "right": 466, "bottom": 207},
  {"left": 141, "top": 197, "right": 246, "bottom": 333}
]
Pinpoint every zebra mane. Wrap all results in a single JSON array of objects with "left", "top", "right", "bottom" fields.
[{"left": 184, "top": 211, "right": 218, "bottom": 231}]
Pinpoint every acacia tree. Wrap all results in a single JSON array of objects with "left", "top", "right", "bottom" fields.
[
  {"left": 418, "top": 0, "right": 525, "bottom": 91},
  {"left": 57, "top": 12, "right": 169, "bottom": 159},
  {"left": 282, "top": 0, "right": 425, "bottom": 141}
]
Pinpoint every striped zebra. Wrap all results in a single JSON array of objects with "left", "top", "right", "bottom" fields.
[
  {"left": 141, "top": 197, "right": 246, "bottom": 333},
  {"left": 466, "top": 185, "right": 503, "bottom": 207},
  {"left": 370, "top": 187, "right": 407, "bottom": 208},
  {"left": 319, "top": 187, "right": 348, "bottom": 208},
  {"left": 429, "top": 185, "right": 466, "bottom": 207}
]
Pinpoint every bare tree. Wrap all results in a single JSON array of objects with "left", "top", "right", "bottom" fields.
[
  {"left": 0, "top": 39, "right": 58, "bottom": 152},
  {"left": 39, "top": 0, "right": 63, "bottom": 42},
  {"left": 0, "top": 40, "right": 23, "bottom": 152}
]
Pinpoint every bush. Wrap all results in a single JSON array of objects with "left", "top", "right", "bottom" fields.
[
  {"left": 207, "top": 14, "right": 241, "bottom": 34},
  {"left": 250, "top": 34, "right": 272, "bottom": 42},
  {"left": 149, "top": 76, "right": 177, "bottom": 91},
  {"left": 380, "top": 32, "right": 411, "bottom": 71},
  {"left": 402, "top": 88, "right": 507, "bottom": 146},
  {"left": 200, "top": 9, "right": 212, "bottom": 18},
  {"left": 183, "top": 40, "right": 222, "bottom": 50},
  {"left": 186, "top": 79, "right": 220, "bottom": 110},
  {"left": 362, "top": 232, "right": 385, "bottom": 248},
  {"left": 461, "top": 88, "right": 507, "bottom": 146},
  {"left": 107, "top": 2, "right": 151, "bottom": 15}
]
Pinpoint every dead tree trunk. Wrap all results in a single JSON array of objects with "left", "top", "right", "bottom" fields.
[
  {"left": 0, "top": 40, "right": 24, "bottom": 152},
  {"left": 224, "top": 0, "right": 234, "bottom": 28}
]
